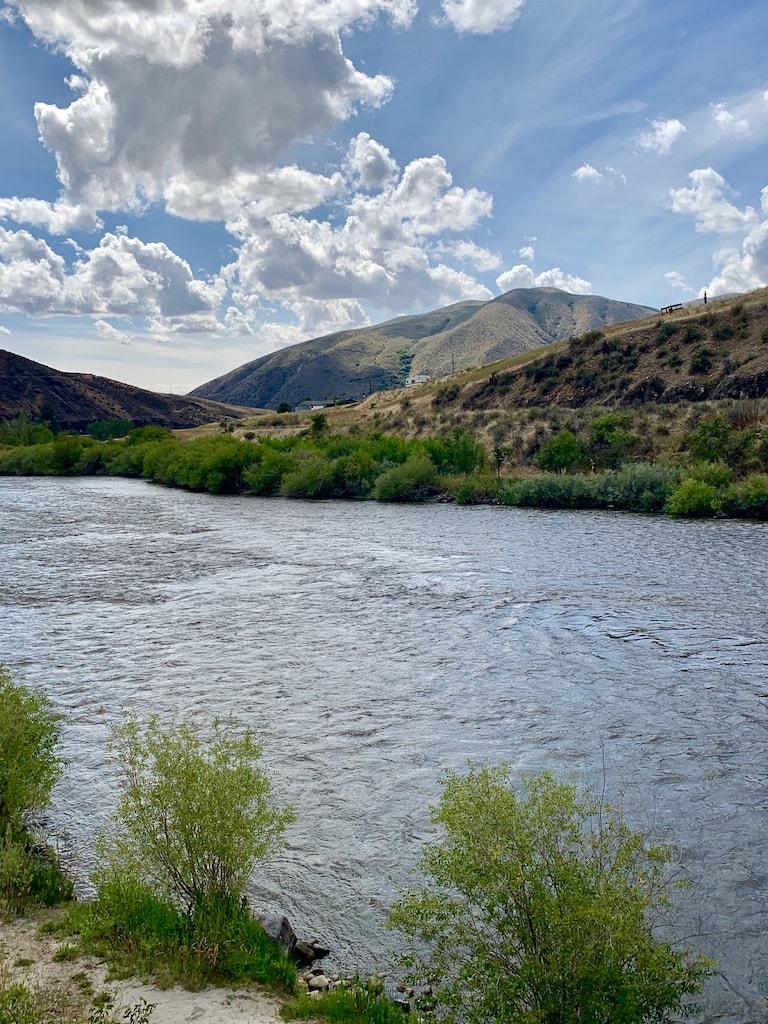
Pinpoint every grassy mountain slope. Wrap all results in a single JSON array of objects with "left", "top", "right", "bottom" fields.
[
  {"left": 0, "top": 349, "right": 262, "bottom": 431},
  {"left": 191, "top": 288, "right": 656, "bottom": 409}
]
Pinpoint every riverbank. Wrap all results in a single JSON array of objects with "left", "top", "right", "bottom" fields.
[{"left": 0, "top": 910, "right": 285, "bottom": 1024}]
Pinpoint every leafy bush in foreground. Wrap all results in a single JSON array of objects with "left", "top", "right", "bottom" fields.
[
  {"left": 390, "top": 766, "right": 714, "bottom": 1024},
  {"left": 0, "top": 665, "right": 73, "bottom": 916},
  {"left": 98, "top": 714, "right": 295, "bottom": 913},
  {"left": 80, "top": 714, "right": 297, "bottom": 987}
]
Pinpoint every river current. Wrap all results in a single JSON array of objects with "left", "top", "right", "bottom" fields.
[{"left": 1, "top": 476, "right": 767, "bottom": 1021}]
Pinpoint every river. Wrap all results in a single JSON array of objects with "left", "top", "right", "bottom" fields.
[{"left": 1, "top": 476, "right": 766, "bottom": 1021}]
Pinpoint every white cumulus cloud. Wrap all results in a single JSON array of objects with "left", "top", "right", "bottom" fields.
[
  {"left": 669, "top": 167, "right": 758, "bottom": 234},
  {"left": 711, "top": 102, "right": 751, "bottom": 137},
  {"left": 496, "top": 264, "right": 591, "bottom": 294},
  {"left": 573, "top": 163, "right": 604, "bottom": 184},
  {"left": 343, "top": 132, "right": 400, "bottom": 190},
  {"left": 703, "top": 185, "right": 768, "bottom": 295},
  {"left": 671, "top": 176, "right": 768, "bottom": 297},
  {"left": 441, "top": 240, "right": 501, "bottom": 271},
  {"left": 0, "top": 0, "right": 506, "bottom": 344},
  {"left": 572, "top": 163, "right": 625, "bottom": 186},
  {"left": 223, "top": 306, "right": 255, "bottom": 336},
  {"left": 440, "top": 0, "right": 525, "bottom": 34},
  {"left": 2, "top": 0, "right": 406, "bottom": 227},
  {"left": 224, "top": 152, "right": 494, "bottom": 320},
  {"left": 664, "top": 271, "right": 695, "bottom": 294},
  {"left": 634, "top": 117, "right": 686, "bottom": 155},
  {"left": 0, "top": 228, "right": 68, "bottom": 315},
  {"left": 94, "top": 318, "right": 132, "bottom": 345},
  {"left": 0, "top": 226, "right": 222, "bottom": 326}
]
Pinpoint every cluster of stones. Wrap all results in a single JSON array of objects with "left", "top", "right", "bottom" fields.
[
  {"left": 394, "top": 980, "right": 435, "bottom": 1013},
  {"left": 298, "top": 966, "right": 345, "bottom": 998},
  {"left": 298, "top": 971, "right": 435, "bottom": 1014},
  {"left": 257, "top": 911, "right": 436, "bottom": 1013}
]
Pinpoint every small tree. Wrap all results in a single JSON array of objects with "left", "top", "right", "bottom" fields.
[
  {"left": 390, "top": 766, "right": 714, "bottom": 1024},
  {"left": 535, "top": 430, "right": 585, "bottom": 473},
  {"left": 98, "top": 715, "right": 295, "bottom": 914},
  {"left": 310, "top": 412, "right": 328, "bottom": 439}
]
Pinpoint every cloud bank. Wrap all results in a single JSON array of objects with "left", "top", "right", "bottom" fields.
[{"left": 0, "top": 0, "right": 508, "bottom": 341}]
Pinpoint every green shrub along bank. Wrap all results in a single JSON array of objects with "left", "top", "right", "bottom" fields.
[
  {"left": 66, "top": 712, "right": 297, "bottom": 991},
  {"left": 389, "top": 767, "right": 714, "bottom": 1024},
  {"left": 0, "top": 666, "right": 73, "bottom": 917},
  {"left": 0, "top": 423, "right": 486, "bottom": 500},
  {"left": 2, "top": 409, "right": 768, "bottom": 516}
]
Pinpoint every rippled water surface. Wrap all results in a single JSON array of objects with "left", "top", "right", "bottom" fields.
[{"left": 2, "top": 477, "right": 767, "bottom": 1020}]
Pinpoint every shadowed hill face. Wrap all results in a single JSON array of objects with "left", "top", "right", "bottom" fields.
[
  {"left": 461, "top": 290, "right": 768, "bottom": 410},
  {"left": 191, "top": 288, "right": 657, "bottom": 409},
  {"left": 0, "top": 350, "right": 262, "bottom": 431}
]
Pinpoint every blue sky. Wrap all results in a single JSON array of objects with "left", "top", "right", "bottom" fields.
[{"left": 1, "top": 0, "right": 767, "bottom": 392}]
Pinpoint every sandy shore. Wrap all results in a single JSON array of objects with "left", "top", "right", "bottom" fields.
[{"left": 0, "top": 912, "right": 286, "bottom": 1024}]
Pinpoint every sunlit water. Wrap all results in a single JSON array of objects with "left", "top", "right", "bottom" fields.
[{"left": 2, "top": 477, "right": 767, "bottom": 1021}]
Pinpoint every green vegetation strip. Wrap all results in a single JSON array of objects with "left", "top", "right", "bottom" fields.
[{"left": 2, "top": 409, "right": 768, "bottom": 516}]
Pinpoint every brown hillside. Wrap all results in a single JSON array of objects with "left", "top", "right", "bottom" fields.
[
  {"left": 191, "top": 287, "right": 655, "bottom": 409},
  {"left": 0, "top": 349, "right": 262, "bottom": 431}
]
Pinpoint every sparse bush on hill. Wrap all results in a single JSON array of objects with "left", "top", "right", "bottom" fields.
[
  {"left": 431, "top": 383, "right": 460, "bottom": 408},
  {"left": 683, "top": 325, "right": 702, "bottom": 344},
  {"left": 655, "top": 321, "right": 679, "bottom": 344},
  {"left": 689, "top": 347, "right": 714, "bottom": 374},
  {"left": 712, "top": 321, "right": 735, "bottom": 341}
]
